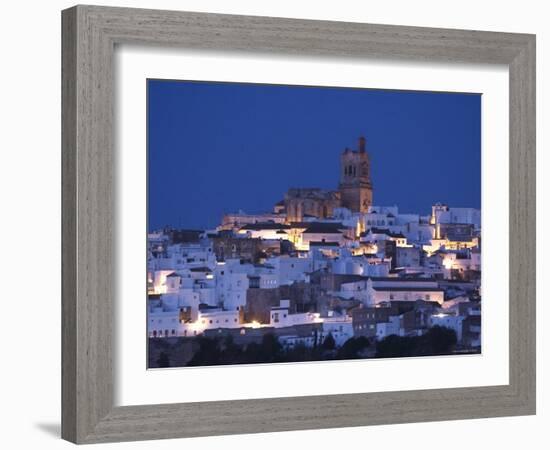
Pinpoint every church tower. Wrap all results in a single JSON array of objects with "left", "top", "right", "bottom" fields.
[{"left": 338, "top": 136, "right": 373, "bottom": 213}]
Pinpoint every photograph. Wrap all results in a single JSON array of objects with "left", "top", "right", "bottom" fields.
[{"left": 146, "top": 80, "right": 482, "bottom": 368}]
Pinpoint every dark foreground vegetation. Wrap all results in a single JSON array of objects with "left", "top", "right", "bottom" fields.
[{"left": 149, "top": 325, "right": 459, "bottom": 368}]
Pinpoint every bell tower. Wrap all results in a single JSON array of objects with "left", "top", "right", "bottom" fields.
[{"left": 338, "top": 136, "right": 373, "bottom": 213}]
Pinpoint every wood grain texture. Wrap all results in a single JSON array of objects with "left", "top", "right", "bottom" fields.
[
  {"left": 61, "top": 7, "right": 77, "bottom": 443},
  {"left": 61, "top": 5, "right": 536, "bottom": 444}
]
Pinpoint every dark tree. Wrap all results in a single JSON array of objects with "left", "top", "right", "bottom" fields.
[
  {"left": 156, "top": 351, "right": 171, "bottom": 368},
  {"left": 219, "top": 334, "right": 243, "bottom": 364},
  {"left": 375, "top": 326, "right": 457, "bottom": 358},
  {"left": 187, "top": 337, "right": 222, "bottom": 366},
  {"left": 322, "top": 333, "right": 336, "bottom": 351},
  {"left": 337, "top": 336, "right": 370, "bottom": 359},
  {"left": 259, "top": 333, "right": 283, "bottom": 363},
  {"left": 283, "top": 342, "right": 310, "bottom": 362},
  {"left": 375, "top": 335, "right": 416, "bottom": 358},
  {"left": 423, "top": 326, "right": 457, "bottom": 355}
]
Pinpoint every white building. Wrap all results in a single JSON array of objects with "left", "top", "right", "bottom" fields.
[
  {"left": 214, "top": 261, "right": 250, "bottom": 310},
  {"left": 320, "top": 317, "right": 354, "bottom": 346},
  {"left": 369, "top": 286, "right": 444, "bottom": 305},
  {"left": 432, "top": 205, "right": 481, "bottom": 229},
  {"left": 148, "top": 305, "right": 180, "bottom": 338},
  {"left": 266, "top": 255, "right": 313, "bottom": 285},
  {"left": 269, "top": 302, "right": 322, "bottom": 328},
  {"left": 300, "top": 223, "right": 348, "bottom": 250},
  {"left": 376, "top": 316, "right": 401, "bottom": 339},
  {"left": 237, "top": 222, "right": 292, "bottom": 241},
  {"left": 339, "top": 278, "right": 443, "bottom": 305},
  {"left": 220, "top": 212, "right": 286, "bottom": 230}
]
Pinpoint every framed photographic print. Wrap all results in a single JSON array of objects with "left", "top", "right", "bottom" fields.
[{"left": 62, "top": 5, "right": 536, "bottom": 444}]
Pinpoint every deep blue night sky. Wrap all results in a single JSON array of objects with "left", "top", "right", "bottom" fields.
[{"left": 148, "top": 80, "right": 481, "bottom": 230}]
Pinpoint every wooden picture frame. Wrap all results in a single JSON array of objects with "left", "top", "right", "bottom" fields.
[{"left": 61, "top": 5, "right": 536, "bottom": 444}]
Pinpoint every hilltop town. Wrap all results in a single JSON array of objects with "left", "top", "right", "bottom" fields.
[{"left": 147, "top": 138, "right": 481, "bottom": 367}]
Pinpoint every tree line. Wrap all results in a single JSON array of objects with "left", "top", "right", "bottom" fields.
[{"left": 153, "top": 325, "right": 457, "bottom": 368}]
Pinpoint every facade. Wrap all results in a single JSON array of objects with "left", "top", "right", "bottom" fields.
[
  {"left": 338, "top": 137, "right": 373, "bottom": 213},
  {"left": 283, "top": 136, "right": 374, "bottom": 223},
  {"left": 284, "top": 188, "right": 341, "bottom": 223}
]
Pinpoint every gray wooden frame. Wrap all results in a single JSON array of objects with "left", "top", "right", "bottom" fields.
[{"left": 62, "top": 4, "right": 536, "bottom": 444}]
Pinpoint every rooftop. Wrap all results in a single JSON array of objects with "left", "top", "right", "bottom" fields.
[
  {"left": 303, "top": 222, "right": 345, "bottom": 234},
  {"left": 240, "top": 222, "right": 291, "bottom": 231},
  {"left": 373, "top": 287, "right": 444, "bottom": 292},
  {"left": 189, "top": 266, "right": 212, "bottom": 273},
  {"left": 309, "top": 241, "right": 340, "bottom": 247}
]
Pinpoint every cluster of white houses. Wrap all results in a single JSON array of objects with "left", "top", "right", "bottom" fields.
[{"left": 148, "top": 138, "right": 481, "bottom": 352}]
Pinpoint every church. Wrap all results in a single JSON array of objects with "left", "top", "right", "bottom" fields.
[{"left": 281, "top": 136, "right": 373, "bottom": 222}]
